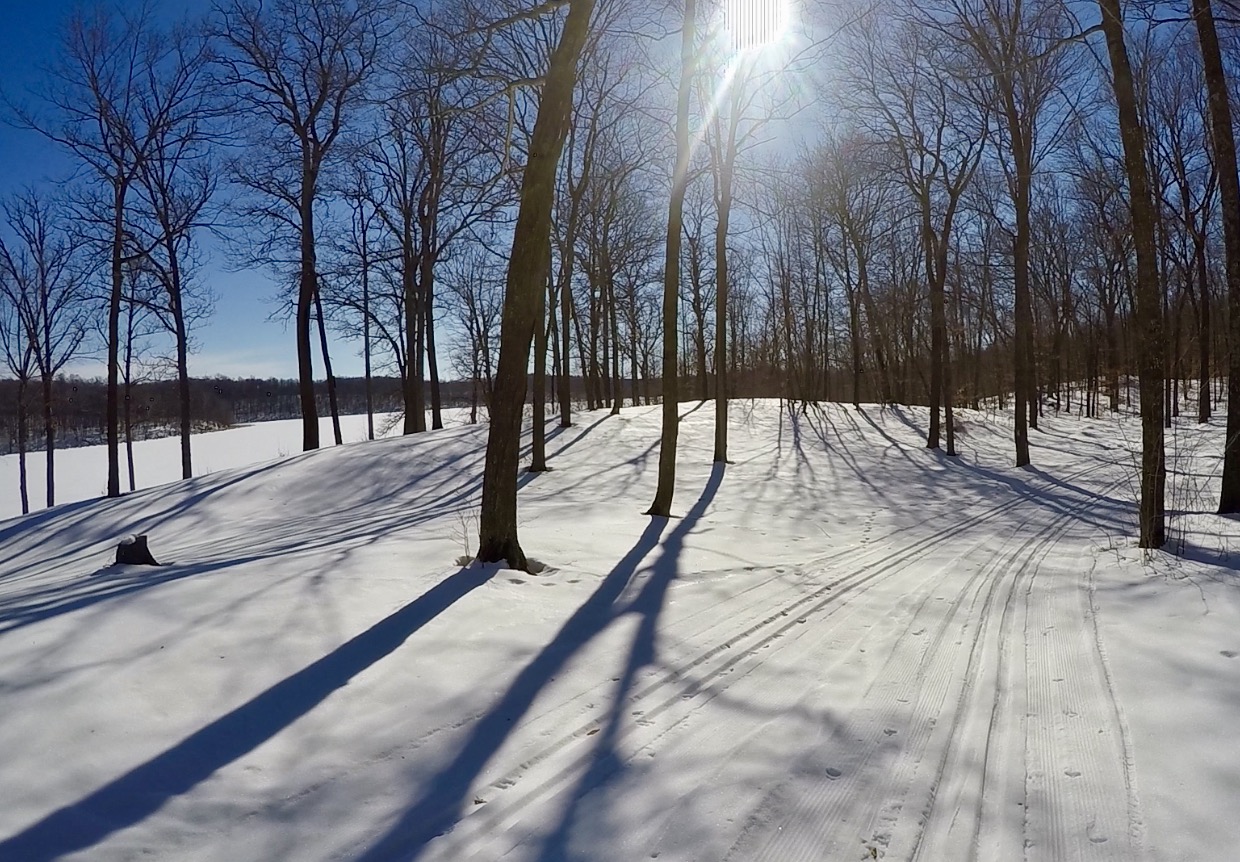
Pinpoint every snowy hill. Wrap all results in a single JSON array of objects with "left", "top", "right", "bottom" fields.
[{"left": 0, "top": 400, "right": 1237, "bottom": 861}]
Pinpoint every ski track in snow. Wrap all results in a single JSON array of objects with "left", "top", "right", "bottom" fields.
[{"left": 0, "top": 401, "right": 1236, "bottom": 862}]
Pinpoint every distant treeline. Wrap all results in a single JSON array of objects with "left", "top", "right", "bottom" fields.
[{"left": 0, "top": 376, "right": 411, "bottom": 455}]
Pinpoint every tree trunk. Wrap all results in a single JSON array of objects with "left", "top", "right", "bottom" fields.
[
  {"left": 609, "top": 271, "right": 622, "bottom": 416},
  {"left": 476, "top": 0, "right": 595, "bottom": 570},
  {"left": 362, "top": 223, "right": 375, "bottom": 440},
  {"left": 927, "top": 216, "right": 945, "bottom": 450},
  {"left": 426, "top": 290, "right": 443, "bottom": 431},
  {"left": 298, "top": 172, "right": 320, "bottom": 451},
  {"left": 648, "top": 0, "right": 696, "bottom": 518},
  {"left": 106, "top": 183, "right": 126, "bottom": 497},
  {"left": 41, "top": 372, "right": 54, "bottom": 507},
  {"left": 1197, "top": 232, "right": 1211, "bottom": 423},
  {"left": 124, "top": 304, "right": 136, "bottom": 493},
  {"left": 558, "top": 246, "right": 574, "bottom": 427},
  {"left": 945, "top": 340, "right": 956, "bottom": 457},
  {"left": 314, "top": 284, "right": 343, "bottom": 445},
  {"left": 688, "top": 239, "right": 709, "bottom": 401},
  {"left": 17, "top": 375, "right": 29, "bottom": 514},
  {"left": 421, "top": 240, "right": 444, "bottom": 431},
  {"left": 167, "top": 239, "right": 193, "bottom": 480},
  {"left": 714, "top": 118, "right": 735, "bottom": 462},
  {"left": 530, "top": 252, "right": 549, "bottom": 472},
  {"left": 1192, "top": 0, "right": 1240, "bottom": 510},
  {"left": 856, "top": 253, "right": 890, "bottom": 403},
  {"left": 1099, "top": 0, "right": 1166, "bottom": 547},
  {"left": 1012, "top": 142, "right": 1033, "bottom": 466},
  {"left": 401, "top": 220, "right": 426, "bottom": 435}
]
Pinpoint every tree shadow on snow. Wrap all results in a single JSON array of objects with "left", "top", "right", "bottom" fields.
[
  {"left": 352, "top": 464, "right": 727, "bottom": 862},
  {"left": 0, "top": 416, "right": 614, "bottom": 635},
  {"left": 0, "top": 563, "right": 500, "bottom": 862},
  {"left": 533, "top": 465, "right": 725, "bottom": 862}
]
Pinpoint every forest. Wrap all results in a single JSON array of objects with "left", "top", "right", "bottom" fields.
[{"left": 0, "top": 0, "right": 1237, "bottom": 562}]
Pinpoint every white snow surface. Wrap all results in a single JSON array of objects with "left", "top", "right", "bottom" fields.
[
  {"left": 0, "top": 413, "right": 402, "bottom": 521},
  {"left": 1, "top": 399, "right": 1238, "bottom": 862}
]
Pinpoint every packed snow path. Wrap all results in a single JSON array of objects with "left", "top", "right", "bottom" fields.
[{"left": 0, "top": 401, "right": 1236, "bottom": 861}]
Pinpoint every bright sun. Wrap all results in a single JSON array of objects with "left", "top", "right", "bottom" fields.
[{"left": 724, "top": 0, "right": 792, "bottom": 52}]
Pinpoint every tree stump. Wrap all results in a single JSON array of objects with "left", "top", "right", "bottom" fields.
[{"left": 116, "top": 534, "right": 160, "bottom": 566}]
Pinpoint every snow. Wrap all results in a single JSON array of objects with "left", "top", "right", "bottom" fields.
[
  {"left": 0, "top": 399, "right": 1237, "bottom": 861},
  {"left": 0, "top": 413, "right": 403, "bottom": 521}
]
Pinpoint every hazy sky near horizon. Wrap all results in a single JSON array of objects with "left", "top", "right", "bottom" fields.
[{"left": 0, "top": 0, "right": 368, "bottom": 381}]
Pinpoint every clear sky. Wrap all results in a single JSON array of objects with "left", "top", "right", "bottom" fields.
[{"left": 0, "top": 0, "right": 367, "bottom": 381}]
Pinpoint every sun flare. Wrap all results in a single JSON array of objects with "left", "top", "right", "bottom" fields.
[{"left": 724, "top": 0, "right": 792, "bottom": 52}]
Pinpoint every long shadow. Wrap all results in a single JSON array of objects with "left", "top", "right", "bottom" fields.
[
  {"left": 798, "top": 406, "right": 899, "bottom": 506},
  {"left": 0, "top": 414, "right": 617, "bottom": 636},
  {"left": 354, "top": 469, "right": 726, "bottom": 862},
  {"left": 535, "top": 464, "right": 725, "bottom": 862},
  {"left": 0, "top": 565, "right": 498, "bottom": 862},
  {"left": 0, "top": 458, "right": 296, "bottom": 575}
]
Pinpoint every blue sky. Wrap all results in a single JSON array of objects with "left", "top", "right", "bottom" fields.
[{"left": 0, "top": 1, "right": 368, "bottom": 381}]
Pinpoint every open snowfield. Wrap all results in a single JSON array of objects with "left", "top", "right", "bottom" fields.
[
  {"left": 1, "top": 399, "right": 1238, "bottom": 861},
  {"left": 0, "top": 413, "right": 404, "bottom": 522}
]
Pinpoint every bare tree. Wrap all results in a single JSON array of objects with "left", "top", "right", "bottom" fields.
[
  {"left": 477, "top": 0, "right": 598, "bottom": 569},
  {"left": 116, "top": 263, "right": 165, "bottom": 492},
  {"left": 924, "top": 0, "right": 1078, "bottom": 463},
  {"left": 15, "top": 4, "right": 198, "bottom": 497},
  {"left": 0, "top": 190, "right": 88, "bottom": 508},
  {"left": 647, "top": 0, "right": 697, "bottom": 518},
  {"left": 446, "top": 247, "right": 505, "bottom": 423},
  {"left": 849, "top": 15, "right": 987, "bottom": 454},
  {"left": 811, "top": 131, "right": 896, "bottom": 407},
  {"left": 1094, "top": 0, "right": 1165, "bottom": 547},
  {"left": 0, "top": 265, "right": 36, "bottom": 514},
  {"left": 130, "top": 23, "right": 218, "bottom": 479},
  {"left": 365, "top": 21, "right": 512, "bottom": 436},
  {"left": 1188, "top": 0, "right": 1240, "bottom": 512},
  {"left": 215, "top": 0, "right": 387, "bottom": 452},
  {"left": 1146, "top": 38, "right": 1215, "bottom": 425}
]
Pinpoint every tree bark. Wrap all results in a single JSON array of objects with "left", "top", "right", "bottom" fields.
[
  {"left": 713, "top": 101, "right": 738, "bottom": 462},
  {"left": 476, "top": 0, "right": 595, "bottom": 570},
  {"left": 41, "top": 371, "right": 54, "bottom": 507},
  {"left": 926, "top": 204, "right": 945, "bottom": 450},
  {"left": 123, "top": 301, "right": 136, "bottom": 493},
  {"left": 530, "top": 251, "right": 549, "bottom": 471},
  {"left": 608, "top": 269, "right": 622, "bottom": 416},
  {"left": 648, "top": 0, "right": 696, "bottom": 518},
  {"left": 1196, "top": 231, "right": 1211, "bottom": 423},
  {"left": 106, "top": 183, "right": 126, "bottom": 497},
  {"left": 362, "top": 219, "right": 375, "bottom": 440},
  {"left": 401, "top": 221, "right": 424, "bottom": 435},
  {"left": 1012, "top": 134, "right": 1033, "bottom": 466},
  {"left": 1098, "top": 0, "right": 1166, "bottom": 547},
  {"left": 1191, "top": 0, "right": 1240, "bottom": 511},
  {"left": 164, "top": 231, "right": 193, "bottom": 480},
  {"left": 558, "top": 246, "right": 574, "bottom": 427},
  {"left": 314, "top": 283, "right": 343, "bottom": 445},
  {"left": 17, "top": 374, "right": 29, "bottom": 514},
  {"left": 298, "top": 170, "right": 320, "bottom": 451},
  {"left": 419, "top": 200, "right": 444, "bottom": 431}
]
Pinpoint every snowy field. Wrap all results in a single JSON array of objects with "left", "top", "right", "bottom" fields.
[
  {"left": 1, "top": 399, "right": 1238, "bottom": 861},
  {"left": 0, "top": 412, "right": 406, "bottom": 521}
]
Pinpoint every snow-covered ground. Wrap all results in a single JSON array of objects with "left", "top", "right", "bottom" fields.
[
  {"left": 0, "top": 412, "right": 405, "bottom": 521},
  {"left": 0, "top": 399, "right": 1237, "bottom": 861}
]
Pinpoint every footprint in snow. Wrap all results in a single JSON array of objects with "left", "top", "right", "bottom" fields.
[
  {"left": 1065, "top": 769, "right": 1082, "bottom": 778},
  {"left": 826, "top": 767, "right": 843, "bottom": 779},
  {"left": 1221, "top": 650, "right": 1238, "bottom": 659},
  {"left": 507, "top": 578, "right": 526, "bottom": 585}
]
